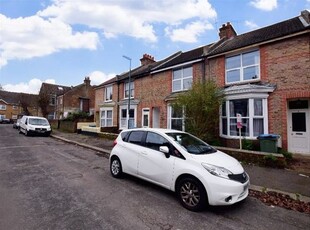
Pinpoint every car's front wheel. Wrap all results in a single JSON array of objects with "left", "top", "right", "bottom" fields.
[
  {"left": 110, "top": 156, "right": 123, "bottom": 178},
  {"left": 176, "top": 177, "right": 207, "bottom": 212}
]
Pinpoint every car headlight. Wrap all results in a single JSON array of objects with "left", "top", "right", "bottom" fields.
[{"left": 202, "top": 163, "right": 232, "bottom": 179}]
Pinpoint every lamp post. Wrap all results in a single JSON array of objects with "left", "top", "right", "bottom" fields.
[{"left": 122, "top": 55, "right": 131, "bottom": 129}]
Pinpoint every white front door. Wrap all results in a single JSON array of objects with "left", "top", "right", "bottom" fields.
[{"left": 288, "top": 108, "right": 310, "bottom": 154}]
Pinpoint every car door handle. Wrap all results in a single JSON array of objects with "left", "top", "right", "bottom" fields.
[{"left": 141, "top": 151, "right": 148, "bottom": 155}]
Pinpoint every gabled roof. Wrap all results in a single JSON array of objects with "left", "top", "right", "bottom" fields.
[
  {"left": 0, "top": 90, "right": 38, "bottom": 106},
  {"left": 95, "top": 52, "right": 182, "bottom": 88},
  {"left": 209, "top": 13, "right": 310, "bottom": 57},
  {"left": 40, "top": 83, "right": 72, "bottom": 96},
  {"left": 152, "top": 45, "right": 211, "bottom": 71}
]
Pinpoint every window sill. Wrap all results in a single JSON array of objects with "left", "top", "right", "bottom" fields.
[
  {"left": 225, "top": 79, "right": 261, "bottom": 86},
  {"left": 220, "top": 134, "right": 258, "bottom": 140}
]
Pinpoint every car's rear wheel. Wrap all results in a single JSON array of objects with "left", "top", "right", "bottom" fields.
[
  {"left": 110, "top": 157, "right": 123, "bottom": 178},
  {"left": 176, "top": 177, "right": 207, "bottom": 212}
]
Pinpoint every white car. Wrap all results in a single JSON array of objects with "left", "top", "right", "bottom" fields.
[
  {"left": 109, "top": 128, "right": 249, "bottom": 211},
  {"left": 19, "top": 116, "right": 52, "bottom": 137}
]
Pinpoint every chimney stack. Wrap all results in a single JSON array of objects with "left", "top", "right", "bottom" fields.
[
  {"left": 219, "top": 22, "right": 237, "bottom": 39},
  {"left": 84, "top": 76, "right": 90, "bottom": 86},
  {"left": 301, "top": 10, "right": 310, "bottom": 24},
  {"left": 140, "top": 53, "right": 155, "bottom": 66}
]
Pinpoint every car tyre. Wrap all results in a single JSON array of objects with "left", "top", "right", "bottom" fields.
[
  {"left": 176, "top": 177, "right": 207, "bottom": 212},
  {"left": 110, "top": 156, "right": 123, "bottom": 178}
]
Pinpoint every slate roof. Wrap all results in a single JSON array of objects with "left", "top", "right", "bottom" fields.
[
  {"left": 95, "top": 52, "right": 182, "bottom": 88},
  {"left": 0, "top": 90, "right": 38, "bottom": 106},
  {"left": 95, "top": 11, "right": 309, "bottom": 88},
  {"left": 152, "top": 45, "right": 210, "bottom": 71},
  {"left": 40, "top": 83, "right": 72, "bottom": 96},
  {"left": 209, "top": 14, "right": 310, "bottom": 56}
]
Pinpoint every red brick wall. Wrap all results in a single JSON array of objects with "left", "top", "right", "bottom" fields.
[
  {"left": 206, "top": 33, "right": 310, "bottom": 150},
  {"left": 262, "top": 34, "right": 310, "bottom": 149},
  {"left": 135, "top": 71, "right": 172, "bottom": 128}
]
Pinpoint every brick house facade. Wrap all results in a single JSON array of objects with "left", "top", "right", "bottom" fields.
[
  {"left": 0, "top": 91, "right": 40, "bottom": 120},
  {"left": 95, "top": 10, "right": 310, "bottom": 154},
  {"left": 57, "top": 77, "right": 95, "bottom": 119}
]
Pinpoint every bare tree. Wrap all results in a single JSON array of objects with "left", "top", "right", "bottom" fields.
[{"left": 38, "top": 91, "right": 51, "bottom": 118}]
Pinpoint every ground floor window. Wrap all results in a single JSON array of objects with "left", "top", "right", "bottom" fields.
[
  {"left": 168, "top": 105, "right": 184, "bottom": 131},
  {"left": 120, "top": 105, "right": 136, "bottom": 129},
  {"left": 142, "top": 108, "right": 150, "bottom": 128},
  {"left": 48, "top": 112, "right": 55, "bottom": 120},
  {"left": 221, "top": 98, "right": 267, "bottom": 138},
  {"left": 100, "top": 109, "right": 113, "bottom": 127}
]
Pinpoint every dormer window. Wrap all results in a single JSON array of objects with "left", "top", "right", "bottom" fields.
[
  {"left": 172, "top": 66, "right": 193, "bottom": 92},
  {"left": 226, "top": 50, "right": 260, "bottom": 84}
]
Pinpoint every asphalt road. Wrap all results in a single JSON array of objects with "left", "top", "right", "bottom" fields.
[{"left": 0, "top": 124, "right": 309, "bottom": 230}]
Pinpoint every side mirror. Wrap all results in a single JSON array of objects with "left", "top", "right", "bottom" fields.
[{"left": 159, "top": 146, "right": 170, "bottom": 158}]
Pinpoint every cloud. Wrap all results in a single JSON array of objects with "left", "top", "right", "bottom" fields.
[
  {"left": 3, "top": 79, "right": 56, "bottom": 94},
  {"left": 1, "top": 0, "right": 217, "bottom": 66},
  {"left": 250, "top": 0, "right": 277, "bottom": 11},
  {"left": 165, "top": 20, "right": 214, "bottom": 43},
  {"left": 245, "top": 20, "right": 259, "bottom": 30},
  {"left": 0, "top": 14, "right": 99, "bottom": 68},
  {"left": 38, "top": 0, "right": 217, "bottom": 43},
  {"left": 88, "top": 71, "right": 115, "bottom": 86}
]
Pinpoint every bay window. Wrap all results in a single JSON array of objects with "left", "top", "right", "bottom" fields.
[
  {"left": 168, "top": 105, "right": 184, "bottom": 131},
  {"left": 100, "top": 109, "right": 113, "bottom": 127},
  {"left": 221, "top": 98, "right": 267, "bottom": 138}
]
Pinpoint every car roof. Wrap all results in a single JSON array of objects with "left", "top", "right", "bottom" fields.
[
  {"left": 122, "top": 128, "right": 184, "bottom": 134},
  {"left": 24, "top": 116, "right": 47, "bottom": 120}
]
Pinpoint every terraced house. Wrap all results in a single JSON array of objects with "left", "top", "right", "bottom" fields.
[
  {"left": 0, "top": 91, "right": 40, "bottom": 120},
  {"left": 94, "top": 10, "right": 310, "bottom": 154}
]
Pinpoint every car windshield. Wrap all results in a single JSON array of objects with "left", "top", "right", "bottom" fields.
[
  {"left": 29, "top": 118, "right": 49, "bottom": 126},
  {"left": 166, "top": 132, "right": 216, "bottom": 154}
]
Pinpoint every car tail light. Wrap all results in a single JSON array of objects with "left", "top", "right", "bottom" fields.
[{"left": 113, "top": 139, "right": 117, "bottom": 146}]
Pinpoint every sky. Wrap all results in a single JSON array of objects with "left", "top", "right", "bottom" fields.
[{"left": 0, "top": 0, "right": 309, "bottom": 94}]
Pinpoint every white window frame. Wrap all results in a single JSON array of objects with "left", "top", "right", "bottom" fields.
[
  {"left": 172, "top": 66, "right": 193, "bottom": 92},
  {"left": 225, "top": 50, "right": 260, "bottom": 84},
  {"left": 124, "top": 82, "right": 134, "bottom": 99},
  {"left": 119, "top": 105, "right": 137, "bottom": 129},
  {"left": 105, "top": 85, "right": 113, "bottom": 102},
  {"left": 142, "top": 108, "right": 150, "bottom": 128},
  {"left": 220, "top": 96, "right": 268, "bottom": 139},
  {"left": 167, "top": 105, "right": 185, "bottom": 131},
  {"left": 0, "top": 105, "right": 7, "bottom": 110},
  {"left": 100, "top": 108, "right": 113, "bottom": 127},
  {"left": 13, "top": 105, "right": 18, "bottom": 110}
]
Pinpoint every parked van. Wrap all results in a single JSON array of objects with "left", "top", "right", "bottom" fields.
[{"left": 19, "top": 116, "right": 52, "bottom": 136}]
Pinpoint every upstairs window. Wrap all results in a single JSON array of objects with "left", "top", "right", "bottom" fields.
[
  {"left": 105, "top": 86, "right": 113, "bottom": 102},
  {"left": 124, "top": 82, "right": 134, "bottom": 99},
  {"left": 50, "top": 96, "right": 56, "bottom": 106},
  {"left": 172, "top": 66, "right": 193, "bottom": 92},
  {"left": 0, "top": 105, "right": 6, "bottom": 110},
  {"left": 226, "top": 50, "right": 260, "bottom": 84}
]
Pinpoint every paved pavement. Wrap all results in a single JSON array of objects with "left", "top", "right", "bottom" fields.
[{"left": 51, "top": 130, "right": 310, "bottom": 202}]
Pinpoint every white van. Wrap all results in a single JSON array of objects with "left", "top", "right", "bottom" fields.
[{"left": 19, "top": 116, "right": 52, "bottom": 136}]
